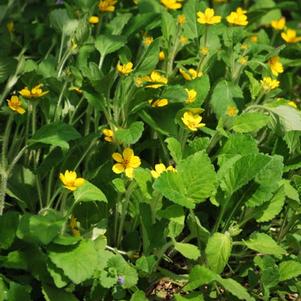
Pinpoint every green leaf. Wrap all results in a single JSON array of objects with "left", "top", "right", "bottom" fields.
[
  {"left": 107, "top": 13, "right": 132, "bottom": 35},
  {"left": 218, "top": 278, "right": 254, "bottom": 301},
  {"left": 154, "top": 151, "right": 217, "bottom": 208},
  {"left": 0, "top": 57, "right": 16, "bottom": 84},
  {"left": 95, "top": 34, "right": 126, "bottom": 57},
  {"left": 7, "top": 283, "right": 31, "bottom": 301},
  {"left": 115, "top": 121, "right": 144, "bottom": 145},
  {"left": 205, "top": 232, "right": 232, "bottom": 274},
  {"left": 279, "top": 260, "right": 301, "bottom": 281},
  {"left": 42, "top": 285, "right": 79, "bottom": 301},
  {"left": 73, "top": 181, "right": 107, "bottom": 203},
  {"left": 135, "top": 255, "right": 156, "bottom": 276},
  {"left": 133, "top": 167, "right": 152, "bottom": 199},
  {"left": 244, "top": 233, "right": 286, "bottom": 256},
  {"left": 174, "top": 242, "right": 200, "bottom": 260},
  {"left": 270, "top": 105, "right": 301, "bottom": 131},
  {"left": 49, "top": 9, "right": 78, "bottom": 36},
  {"left": 165, "top": 137, "right": 182, "bottom": 163},
  {"left": 48, "top": 240, "right": 98, "bottom": 284},
  {"left": 0, "top": 212, "right": 19, "bottom": 249},
  {"left": 232, "top": 112, "right": 270, "bottom": 133},
  {"left": 175, "top": 293, "right": 204, "bottom": 301},
  {"left": 185, "top": 75, "right": 210, "bottom": 105},
  {"left": 245, "top": 71, "right": 261, "bottom": 100},
  {"left": 30, "top": 123, "right": 81, "bottom": 150},
  {"left": 130, "top": 290, "right": 148, "bottom": 301},
  {"left": 185, "top": 265, "right": 218, "bottom": 291},
  {"left": 161, "top": 11, "right": 176, "bottom": 41},
  {"left": 183, "top": 0, "right": 199, "bottom": 39}
]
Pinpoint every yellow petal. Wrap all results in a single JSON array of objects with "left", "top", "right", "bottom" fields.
[
  {"left": 112, "top": 152, "right": 123, "bottom": 163},
  {"left": 112, "top": 163, "right": 125, "bottom": 174},
  {"left": 125, "top": 167, "right": 134, "bottom": 178},
  {"left": 123, "top": 148, "right": 134, "bottom": 161},
  {"left": 74, "top": 178, "right": 85, "bottom": 187},
  {"left": 129, "top": 155, "right": 141, "bottom": 168}
]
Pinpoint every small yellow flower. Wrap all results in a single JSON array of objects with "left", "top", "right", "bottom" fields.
[
  {"left": 7, "top": 95, "right": 26, "bottom": 114},
  {"left": 112, "top": 148, "right": 141, "bottom": 178},
  {"left": 145, "top": 71, "right": 168, "bottom": 88},
  {"left": 19, "top": 84, "right": 48, "bottom": 99},
  {"left": 226, "top": 7, "right": 248, "bottom": 26},
  {"left": 179, "top": 35, "right": 188, "bottom": 45},
  {"left": 177, "top": 14, "right": 186, "bottom": 25},
  {"left": 185, "top": 88, "right": 197, "bottom": 103},
  {"left": 200, "top": 47, "right": 209, "bottom": 56},
  {"left": 151, "top": 163, "right": 176, "bottom": 178},
  {"left": 268, "top": 56, "right": 283, "bottom": 77},
  {"left": 260, "top": 77, "right": 280, "bottom": 91},
  {"left": 226, "top": 105, "right": 238, "bottom": 117},
  {"left": 250, "top": 35, "right": 258, "bottom": 43},
  {"left": 179, "top": 68, "right": 202, "bottom": 81},
  {"left": 59, "top": 170, "right": 85, "bottom": 191},
  {"left": 281, "top": 29, "right": 301, "bottom": 43},
  {"left": 148, "top": 98, "right": 169, "bottom": 108},
  {"left": 287, "top": 101, "right": 297, "bottom": 108},
  {"left": 271, "top": 17, "right": 285, "bottom": 31},
  {"left": 88, "top": 16, "right": 100, "bottom": 24},
  {"left": 239, "top": 56, "right": 248, "bottom": 65},
  {"left": 102, "top": 129, "right": 114, "bottom": 142},
  {"left": 117, "top": 62, "right": 134, "bottom": 76},
  {"left": 6, "top": 20, "right": 14, "bottom": 33},
  {"left": 159, "top": 51, "right": 165, "bottom": 61},
  {"left": 134, "top": 75, "right": 149, "bottom": 87},
  {"left": 69, "top": 216, "right": 80, "bottom": 237},
  {"left": 98, "top": 0, "right": 117, "bottom": 12},
  {"left": 181, "top": 111, "right": 205, "bottom": 131},
  {"left": 197, "top": 8, "right": 221, "bottom": 25},
  {"left": 143, "top": 35, "right": 153, "bottom": 46},
  {"left": 160, "top": 0, "right": 182, "bottom": 10}
]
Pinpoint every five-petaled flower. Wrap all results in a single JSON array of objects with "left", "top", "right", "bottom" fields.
[
  {"left": 260, "top": 77, "right": 280, "bottom": 91},
  {"left": 19, "top": 84, "right": 48, "bottom": 98},
  {"left": 145, "top": 71, "right": 168, "bottom": 88},
  {"left": 271, "top": 17, "right": 285, "bottom": 30},
  {"left": 226, "top": 105, "right": 238, "bottom": 117},
  {"left": 197, "top": 8, "right": 221, "bottom": 25},
  {"left": 281, "top": 29, "right": 301, "bottom": 43},
  {"left": 98, "top": 0, "right": 117, "bottom": 12},
  {"left": 160, "top": 0, "right": 182, "bottom": 10},
  {"left": 181, "top": 111, "right": 205, "bottom": 131},
  {"left": 89, "top": 16, "right": 100, "bottom": 24},
  {"left": 226, "top": 7, "right": 248, "bottom": 26},
  {"left": 151, "top": 163, "right": 176, "bottom": 178},
  {"left": 112, "top": 148, "right": 141, "bottom": 178},
  {"left": 148, "top": 98, "right": 169, "bottom": 108},
  {"left": 7, "top": 95, "right": 26, "bottom": 114},
  {"left": 117, "top": 62, "right": 133, "bottom": 75},
  {"left": 179, "top": 68, "right": 202, "bottom": 81},
  {"left": 268, "top": 56, "right": 283, "bottom": 76},
  {"left": 185, "top": 89, "right": 197, "bottom": 103},
  {"left": 102, "top": 129, "right": 114, "bottom": 142},
  {"left": 59, "top": 170, "right": 85, "bottom": 191}
]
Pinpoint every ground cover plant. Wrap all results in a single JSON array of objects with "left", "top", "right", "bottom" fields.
[{"left": 0, "top": 0, "right": 301, "bottom": 300}]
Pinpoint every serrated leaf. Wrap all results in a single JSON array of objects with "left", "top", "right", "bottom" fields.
[
  {"left": 244, "top": 233, "right": 286, "bottom": 256},
  {"left": 245, "top": 71, "right": 261, "bottom": 100},
  {"left": 232, "top": 112, "right": 270, "bottom": 133},
  {"left": 270, "top": 105, "right": 301, "bottom": 131},
  {"left": 95, "top": 35, "right": 126, "bottom": 57},
  {"left": 174, "top": 242, "right": 200, "bottom": 260},
  {"left": 279, "top": 260, "right": 301, "bottom": 281},
  {"left": 218, "top": 278, "right": 254, "bottom": 301},
  {"left": 165, "top": 137, "right": 182, "bottom": 163},
  {"left": 115, "top": 121, "right": 144, "bottom": 145},
  {"left": 73, "top": 181, "right": 107, "bottom": 203},
  {"left": 205, "top": 232, "right": 232, "bottom": 274}
]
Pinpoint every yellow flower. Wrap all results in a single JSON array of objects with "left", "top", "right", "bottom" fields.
[
  {"left": 260, "top": 77, "right": 280, "bottom": 91},
  {"left": 239, "top": 56, "right": 248, "bottom": 65},
  {"left": 102, "top": 129, "right": 114, "bottom": 142},
  {"left": 240, "top": 43, "right": 248, "bottom": 50},
  {"left": 226, "top": 7, "right": 248, "bottom": 26},
  {"left": 148, "top": 98, "right": 169, "bottom": 108},
  {"left": 151, "top": 163, "right": 176, "bottom": 178},
  {"left": 250, "top": 35, "right": 258, "bottom": 43},
  {"left": 281, "top": 29, "right": 301, "bottom": 43},
  {"left": 145, "top": 71, "right": 168, "bottom": 88},
  {"left": 181, "top": 111, "right": 205, "bottom": 131},
  {"left": 134, "top": 75, "right": 149, "bottom": 87},
  {"left": 6, "top": 20, "right": 14, "bottom": 33},
  {"left": 179, "top": 68, "right": 202, "bottom": 81},
  {"left": 197, "top": 8, "right": 221, "bottom": 25},
  {"left": 7, "top": 95, "right": 26, "bottom": 114},
  {"left": 160, "top": 0, "right": 182, "bottom": 10},
  {"left": 59, "top": 170, "right": 85, "bottom": 191},
  {"left": 185, "top": 88, "right": 197, "bottom": 103},
  {"left": 69, "top": 216, "right": 80, "bottom": 237},
  {"left": 268, "top": 56, "right": 283, "bottom": 77},
  {"left": 117, "top": 62, "right": 133, "bottom": 75},
  {"left": 19, "top": 84, "right": 49, "bottom": 98},
  {"left": 179, "top": 35, "right": 188, "bottom": 45},
  {"left": 287, "top": 101, "right": 297, "bottom": 108},
  {"left": 98, "top": 0, "right": 117, "bottom": 12},
  {"left": 226, "top": 106, "right": 238, "bottom": 117},
  {"left": 177, "top": 15, "right": 186, "bottom": 25},
  {"left": 159, "top": 51, "right": 165, "bottom": 61},
  {"left": 112, "top": 148, "right": 141, "bottom": 178},
  {"left": 200, "top": 47, "right": 209, "bottom": 56},
  {"left": 88, "top": 16, "right": 100, "bottom": 24},
  {"left": 271, "top": 17, "right": 285, "bottom": 31},
  {"left": 143, "top": 36, "right": 153, "bottom": 46}
]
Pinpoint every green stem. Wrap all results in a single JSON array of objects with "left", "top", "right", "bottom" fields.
[
  {"left": 73, "top": 138, "right": 97, "bottom": 171},
  {"left": 2, "top": 114, "right": 14, "bottom": 168}
]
